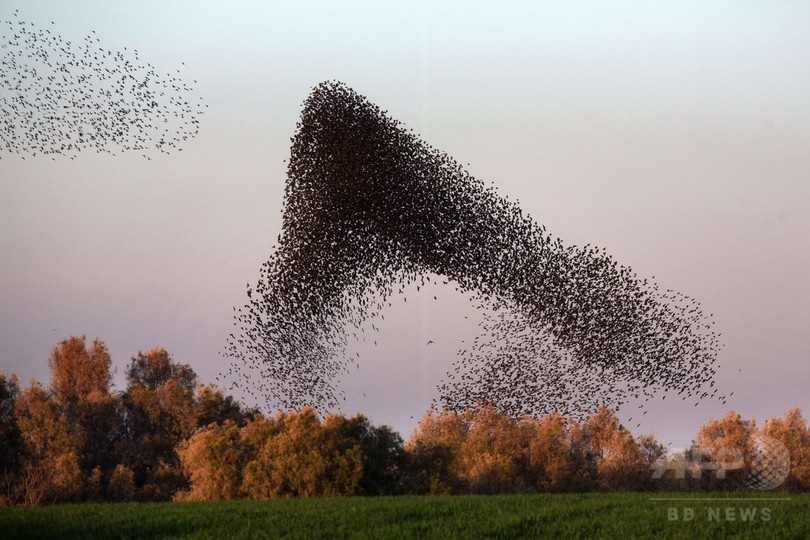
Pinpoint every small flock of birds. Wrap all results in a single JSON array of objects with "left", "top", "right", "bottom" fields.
[
  {"left": 223, "top": 81, "right": 725, "bottom": 418},
  {"left": 0, "top": 10, "right": 205, "bottom": 159}
]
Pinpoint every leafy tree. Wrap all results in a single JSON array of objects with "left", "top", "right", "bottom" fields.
[
  {"left": 107, "top": 464, "right": 137, "bottom": 502},
  {"left": 175, "top": 421, "right": 246, "bottom": 501},
  {"left": 14, "top": 382, "right": 83, "bottom": 503},
  {"left": 760, "top": 408, "right": 810, "bottom": 491},
  {"left": 196, "top": 383, "right": 256, "bottom": 428},
  {"left": 239, "top": 413, "right": 281, "bottom": 450},
  {"left": 638, "top": 433, "right": 667, "bottom": 467},
  {"left": 126, "top": 348, "right": 196, "bottom": 392},
  {"left": 404, "top": 409, "right": 468, "bottom": 494},
  {"left": 357, "top": 422, "right": 405, "bottom": 495},
  {"left": 9, "top": 334, "right": 810, "bottom": 504},
  {"left": 322, "top": 413, "right": 405, "bottom": 495},
  {"left": 242, "top": 408, "right": 363, "bottom": 498},
  {"left": 3, "top": 338, "right": 265, "bottom": 505},
  {"left": 403, "top": 441, "right": 456, "bottom": 495},
  {"left": 0, "top": 374, "right": 21, "bottom": 471},
  {"left": 523, "top": 413, "right": 576, "bottom": 492},
  {"left": 694, "top": 410, "right": 755, "bottom": 490},
  {"left": 580, "top": 406, "right": 646, "bottom": 490},
  {"left": 48, "top": 336, "right": 111, "bottom": 410},
  {"left": 45, "top": 336, "right": 122, "bottom": 494},
  {"left": 457, "top": 406, "right": 524, "bottom": 493},
  {"left": 119, "top": 348, "right": 198, "bottom": 500},
  {"left": 0, "top": 373, "right": 22, "bottom": 505},
  {"left": 637, "top": 433, "right": 667, "bottom": 490}
]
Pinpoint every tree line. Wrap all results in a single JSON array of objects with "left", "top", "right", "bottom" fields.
[{"left": 0, "top": 336, "right": 808, "bottom": 505}]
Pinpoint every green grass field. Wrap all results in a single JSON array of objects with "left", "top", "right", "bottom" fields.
[{"left": 1, "top": 493, "right": 807, "bottom": 539}]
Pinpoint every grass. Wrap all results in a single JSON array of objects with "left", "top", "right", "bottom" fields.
[{"left": 1, "top": 492, "right": 807, "bottom": 539}]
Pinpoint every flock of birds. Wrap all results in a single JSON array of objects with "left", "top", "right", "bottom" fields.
[
  {"left": 0, "top": 10, "right": 205, "bottom": 160},
  {"left": 224, "top": 81, "right": 726, "bottom": 419},
  {"left": 1, "top": 8, "right": 725, "bottom": 418}
]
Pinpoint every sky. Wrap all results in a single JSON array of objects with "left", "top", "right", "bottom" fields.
[{"left": 1, "top": 1, "right": 809, "bottom": 448}]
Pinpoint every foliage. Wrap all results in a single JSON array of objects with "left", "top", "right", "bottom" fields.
[
  {"left": 240, "top": 409, "right": 363, "bottom": 498},
  {"left": 119, "top": 348, "right": 199, "bottom": 500},
  {"left": 13, "top": 382, "right": 83, "bottom": 504},
  {"left": 1, "top": 337, "right": 253, "bottom": 505},
  {"left": 175, "top": 421, "right": 246, "bottom": 501},
  {"left": 2, "top": 335, "right": 810, "bottom": 506},
  {"left": 48, "top": 336, "right": 111, "bottom": 409},
  {"left": 693, "top": 410, "right": 756, "bottom": 490},
  {"left": 0, "top": 373, "right": 22, "bottom": 503},
  {"left": 759, "top": 408, "right": 810, "bottom": 491},
  {"left": 404, "top": 409, "right": 468, "bottom": 494},
  {"left": 523, "top": 413, "right": 577, "bottom": 492}
]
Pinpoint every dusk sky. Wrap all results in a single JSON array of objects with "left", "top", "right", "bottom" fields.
[{"left": 2, "top": 1, "right": 809, "bottom": 448}]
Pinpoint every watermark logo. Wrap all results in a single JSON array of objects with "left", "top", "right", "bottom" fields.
[
  {"left": 651, "top": 435, "right": 790, "bottom": 490},
  {"left": 746, "top": 435, "right": 790, "bottom": 490}
]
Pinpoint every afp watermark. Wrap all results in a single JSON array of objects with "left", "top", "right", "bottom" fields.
[{"left": 650, "top": 434, "right": 791, "bottom": 490}]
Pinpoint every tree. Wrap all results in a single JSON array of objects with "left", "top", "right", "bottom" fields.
[
  {"left": 694, "top": 410, "right": 755, "bottom": 490},
  {"left": 14, "top": 382, "right": 83, "bottom": 503},
  {"left": 580, "top": 406, "right": 645, "bottom": 490},
  {"left": 175, "top": 421, "right": 246, "bottom": 501},
  {"left": 45, "top": 336, "right": 122, "bottom": 493},
  {"left": 196, "top": 383, "right": 256, "bottom": 428},
  {"left": 637, "top": 433, "right": 668, "bottom": 490},
  {"left": 107, "top": 464, "right": 137, "bottom": 502},
  {"left": 319, "top": 413, "right": 404, "bottom": 495},
  {"left": 357, "top": 421, "right": 405, "bottom": 495},
  {"left": 638, "top": 433, "right": 667, "bottom": 467},
  {"left": 404, "top": 409, "right": 468, "bottom": 494},
  {"left": 456, "top": 406, "right": 524, "bottom": 493},
  {"left": 4, "top": 338, "right": 261, "bottom": 505},
  {"left": 0, "top": 373, "right": 22, "bottom": 505},
  {"left": 126, "top": 348, "right": 196, "bottom": 391},
  {"left": 760, "top": 408, "right": 810, "bottom": 491},
  {"left": 119, "top": 348, "right": 198, "bottom": 500},
  {"left": 0, "top": 374, "right": 21, "bottom": 472},
  {"left": 241, "top": 408, "right": 363, "bottom": 498},
  {"left": 523, "top": 413, "right": 575, "bottom": 492},
  {"left": 118, "top": 348, "right": 254, "bottom": 501},
  {"left": 73, "top": 392, "right": 123, "bottom": 491},
  {"left": 48, "top": 336, "right": 111, "bottom": 409}
]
